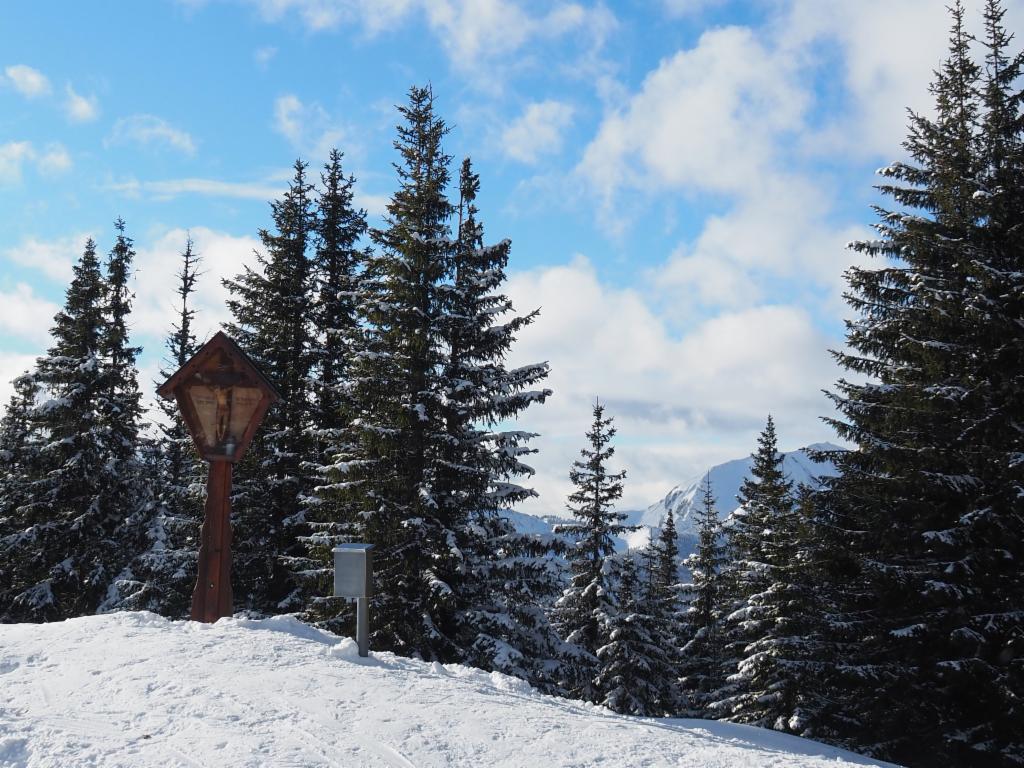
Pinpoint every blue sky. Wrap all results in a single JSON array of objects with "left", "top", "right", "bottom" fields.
[{"left": 1, "top": 0, "right": 1018, "bottom": 513}]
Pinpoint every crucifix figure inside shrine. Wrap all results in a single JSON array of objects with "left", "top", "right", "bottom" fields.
[{"left": 156, "top": 332, "right": 281, "bottom": 623}]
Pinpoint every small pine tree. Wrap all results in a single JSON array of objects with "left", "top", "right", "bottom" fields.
[
  {"left": 595, "top": 552, "right": 677, "bottom": 715},
  {"left": 679, "top": 473, "right": 727, "bottom": 714},
  {"left": 553, "top": 401, "right": 634, "bottom": 701},
  {"left": 635, "top": 508, "right": 686, "bottom": 714}
]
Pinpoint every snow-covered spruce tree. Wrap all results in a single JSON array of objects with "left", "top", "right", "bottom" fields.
[
  {"left": 631, "top": 506, "right": 686, "bottom": 713},
  {"left": 315, "top": 86, "right": 463, "bottom": 659},
  {"left": 711, "top": 415, "right": 821, "bottom": 731},
  {"left": 954, "top": 4, "right": 1024, "bottom": 761},
  {"left": 0, "top": 374, "right": 41, "bottom": 525},
  {"left": 308, "top": 149, "right": 367, "bottom": 456},
  {"left": 679, "top": 473, "right": 727, "bottom": 714},
  {"left": 96, "top": 222, "right": 162, "bottom": 613},
  {"left": 595, "top": 552, "right": 676, "bottom": 715},
  {"left": 104, "top": 237, "right": 205, "bottom": 616},
  {"left": 0, "top": 373, "right": 42, "bottom": 609},
  {"left": 1, "top": 231, "right": 144, "bottom": 621},
  {"left": 98, "top": 220, "right": 144, "bottom": 488},
  {"left": 553, "top": 401, "right": 634, "bottom": 701},
  {"left": 442, "top": 158, "right": 564, "bottom": 691},
  {"left": 224, "top": 160, "right": 316, "bottom": 614},
  {"left": 815, "top": 3, "right": 1024, "bottom": 763},
  {"left": 295, "top": 150, "right": 369, "bottom": 630}
]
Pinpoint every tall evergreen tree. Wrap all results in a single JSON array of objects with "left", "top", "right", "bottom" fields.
[
  {"left": 816, "top": 3, "right": 1024, "bottom": 762},
  {"left": 96, "top": 222, "right": 153, "bottom": 612},
  {"left": 0, "top": 374, "right": 40, "bottom": 524},
  {"left": 1, "top": 230, "right": 144, "bottom": 621},
  {"left": 224, "top": 160, "right": 316, "bottom": 614},
  {"left": 98, "top": 220, "right": 143, "bottom": 474},
  {"left": 0, "top": 373, "right": 42, "bottom": 605},
  {"left": 308, "top": 149, "right": 367, "bottom": 450},
  {"left": 553, "top": 401, "right": 633, "bottom": 701},
  {"left": 445, "top": 157, "right": 562, "bottom": 689},
  {"left": 297, "top": 150, "right": 368, "bottom": 629},
  {"left": 316, "top": 86, "right": 462, "bottom": 659},
  {"left": 104, "top": 238, "right": 205, "bottom": 616},
  {"left": 710, "top": 416, "right": 803, "bottom": 726}
]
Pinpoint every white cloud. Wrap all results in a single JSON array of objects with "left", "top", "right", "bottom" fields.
[
  {"left": 0, "top": 142, "right": 72, "bottom": 184},
  {"left": 0, "top": 284, "right": 59, "bottom": 346},
  {"left": 655, "top": 174, "right": 870, "bottom": 318},
  {"left": 422, "top": 1, "right": 616, "bottom": 74},
  {"left": 106, "top": 176, "right": 286, "bottom": 201},
  {"left": 354, "top": 191, "right": 390, "bottom": 217},
  {"left": 108, "top": 115, "right": 197, "bottom": 155},
  {"left": 579, "top": 26, "right": 806, "bottom": 204},
  {"left": 772, "top": 0, "right": 1024, "bottom": 158},
  {"left": 0, "top": 142, "right": 35, "bottom": 184},
  {"left": 254, "top": 45, "right": 278, "bottom": 67},
  {"left": 247, "top": 0, "right": 413, "bottom": 32},
  {"left": 273, "top": 94, "right": 346, "bottom": 160},
  {"left": 246, "top": 0, "right": 612, "bottom": 74},
  {"left": 2, "top": 231, "right": 94, "bottom": 282},
  {"left": 3, "top": 64, "right": 51, "bottom": 98},
  {"left": 502, "top": 100, "right": 574, "bottom": 164},
  {"left": 64, "top": 84, "right": 100, "bottom": 123},
  {"left": 504, "top": 256, "right": 841, "bottom": 514},
  {"left": 37, "top": 143, "right": 72, "bottom": 175},
  {"left": 662, "top": 0, "right": 723, "bottom": 15}
]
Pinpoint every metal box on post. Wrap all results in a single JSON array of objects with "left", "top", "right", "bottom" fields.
[
  {"left": 333, "top": 543, "right": 374, "bottom": 657},
  {"left": 333, "top": 543, "right": 374, "bottom": 598}
]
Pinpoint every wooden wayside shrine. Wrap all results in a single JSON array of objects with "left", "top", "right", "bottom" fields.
[{"left": 157, "top": 332, "right": 281, "bottom": 623}]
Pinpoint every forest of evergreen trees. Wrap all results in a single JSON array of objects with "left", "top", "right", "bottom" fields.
[{"left": 1, "top": 2, "right": 1023, "bottom": 765}]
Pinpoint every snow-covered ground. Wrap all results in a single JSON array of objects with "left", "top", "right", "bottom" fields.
[{"left": 0, "top": 612, "right": 897, "bottom": 767}]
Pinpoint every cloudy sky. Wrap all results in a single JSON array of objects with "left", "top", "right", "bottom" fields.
[{"left": 1, "top": 0, "right": 1019, "bottom": 514}]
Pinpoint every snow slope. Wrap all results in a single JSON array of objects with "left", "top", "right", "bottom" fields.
[{"left": 0, "top": 612, "right": 897, "bottom": 768}]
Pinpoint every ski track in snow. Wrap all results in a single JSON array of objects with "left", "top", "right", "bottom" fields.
[{"left": 0, "top": 612, "right": 899, "bottom": 768}]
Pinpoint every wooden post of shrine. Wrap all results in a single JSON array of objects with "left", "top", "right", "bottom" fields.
[{"left": 156, "top": 332, "right": 280, "bottom": 623}]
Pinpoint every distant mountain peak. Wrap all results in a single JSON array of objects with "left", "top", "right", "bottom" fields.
[{"left": 640, "top": 443, "right": 843, "bottom": 533}]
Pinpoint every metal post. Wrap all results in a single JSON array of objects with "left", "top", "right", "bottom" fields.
[
  {"left": 356, "top": 596, "right": 369, "bottom": 657},
  {"left": 191, "top": 460, "right": 234, "bottom": 622}
]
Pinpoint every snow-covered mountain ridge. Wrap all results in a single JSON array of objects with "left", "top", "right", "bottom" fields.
[
  {"left": 640, "top": 442, "right": 843, "bottom": 533},
  {"left": 0, "top": 612, "right": 895, "bottom": 767},
  {"left": 507, "top": 443, "right": 842, "bottom": 552}
]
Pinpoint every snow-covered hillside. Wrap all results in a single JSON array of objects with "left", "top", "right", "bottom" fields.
[
  {"left": 0, "top": 612, "right": 895, "bottom": 767},
  {"left": 642, "top": 443, "right": 842, "bottom": 533}
]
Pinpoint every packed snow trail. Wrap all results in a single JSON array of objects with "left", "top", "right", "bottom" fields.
[{"left": 0, "top": 612, "right": 897, "bottom": 767}]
